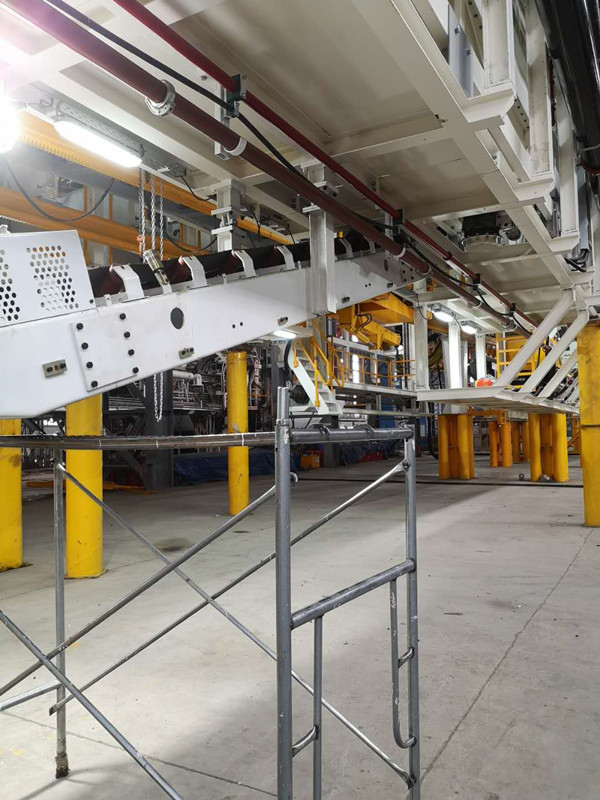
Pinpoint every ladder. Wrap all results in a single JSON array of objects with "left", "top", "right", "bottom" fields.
[
  {"left": 495, "top": 332, "right": 549, "bottom": 387},
  {"left": 274, "top": 386, "right": 420, "bottom": 798},
  {"left": 285, "top": 331, "right": 344, "bottom": 416}
]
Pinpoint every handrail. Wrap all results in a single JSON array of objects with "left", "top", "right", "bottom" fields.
[
  {"left": 292, "top": 336, "right": 415, "bottom": 395},
  {"left": 296, "top": 338, "right": 331, "bottom": 407},
  {"left": 291, "top": 560, "right": 415, "bottom": 629}
]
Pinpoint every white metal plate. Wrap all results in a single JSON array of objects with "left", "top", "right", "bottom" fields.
[
  {"left": 0, "top": 230, "right": 94, "bottom": 327},
  {"left": 0, "top": 253, "right": 407, "bottom": 417}
]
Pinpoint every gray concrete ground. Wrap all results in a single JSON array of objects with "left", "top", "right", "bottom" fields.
[{"left": 1, "top": 454, "right": 598, "bottom": 800}]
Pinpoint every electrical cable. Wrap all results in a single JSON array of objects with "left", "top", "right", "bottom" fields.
[
  {"left": 43, "top": 0, "right": 312, "bottom": 186},
  {"left": 250, "top": 208, "right": 262, "bottom": 238},
  {"left": 40, "top": 0, "right": 534, "bottom": 329},
  {"left": 3, "top": 156, "right": 115, "bottom": 222},
  {"left": 565, "top": 257, "right": 588, "bottom": 272},
  {"left": 236, "top": 112, "right": 306, "bottom": 179},
  {"left": 180, "top": 175, "right": 210, "bottom": 204}
]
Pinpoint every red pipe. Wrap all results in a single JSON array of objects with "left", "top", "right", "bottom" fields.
[
  {"left": 111, "top": 0, "right": 400, "bottom": 219},
  {"left": 9, "top": 0, "right": 520, "bottom": 328},
  {"left": 109, "top": 0, "right": 535, "bottom": 330}
]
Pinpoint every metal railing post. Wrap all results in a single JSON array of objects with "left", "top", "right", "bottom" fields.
[
  {"left": 405, "top": 436, "right": 420, "bottom": 798},
  {"left": 275, "top": 386, "right": 293, "bottom": 799},
  {"left": 53, "top": 454, "right": 69, "bottom": 779}
]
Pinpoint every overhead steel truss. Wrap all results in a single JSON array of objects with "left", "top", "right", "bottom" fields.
[{"left": 0, "top": 387, "right": 421, "bottom": 798}]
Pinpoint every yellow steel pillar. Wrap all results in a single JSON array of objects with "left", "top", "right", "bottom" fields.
[
  {"left": 448, "top": 414, "right": 459, "bottom": 478},
  {"left": 540, "top": 414, "right": 553, "bottom": 477},
  {"left": 511, "top": 421, "right": 521, "bottom": 462},
  {"left": 456, "top": 414, "right": 472, "bottom": 480},
  {"left": 550, "top": 413, "right": 569, "bottom": 483},
  {"left": 489, "top": 420, "right": 500, "bottom": 467},
  {"left": 529, "top": 414, "right": 542, "bottom": 482},
  {"left": 66, "top": 396, "right": 103, "bottom": 577},
  {"left": 468, "top": 415, "right": 475, "bottom": 479},
  {"left": 522, "top": 420, "right": 530, "bottom": 462},
  {"left": 0, "top": 419, "right": 22, "bottom": 570},
  {"left": 578, "top": 322, "right": 600, "bottom": 524},
  {"left": 500, "top": 421, "right": 513, "bottom": 467},
  {"left": 438, "top": 415, "right": 451, "bottom": 480},
  {"left": 227, "top": 351, "right": 249, "bottom": 515}
]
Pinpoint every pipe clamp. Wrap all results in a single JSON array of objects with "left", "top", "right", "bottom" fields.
[{"left": 146, "top": 81, "right": 176, "bottom": 116}]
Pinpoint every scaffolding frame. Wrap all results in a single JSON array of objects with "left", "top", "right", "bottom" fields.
[{"left": 0, "top": 387, "right": 420, "bottom": 799}]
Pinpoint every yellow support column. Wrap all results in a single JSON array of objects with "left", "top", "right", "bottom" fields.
[
  {"left": 468, "top": 416, "right": 475, "bottom": 479},
  {"left": 511, "top": 421, "right": 521, "bottom": 462},
  {"left": 438, "top": 415, "right": 451, "bottom": 480},
  {"left": 529, "top": 414, "right": 542, "bottom": 482},
  {"left": 550, "top": 413, "right": 569, "bottom": 483},
  {"left": 448, "top": 415, "right": 459, "bottom": 478},
  {"left": 529, "top": 414, "right": 542, "bottom": 481},
  {"left": 579, "top": 322, "right": 600, "bottom": 525},
  {"left": 489, "top": 421, "right": 500, "bottom": 467},
  {"left": 522, "top": 420, "right": 530, "bottom": 462},
  {"left": 456, "top": 414, "right": 471, "bottom": 480},
  {"left": 227, "top": 351, "right": 249, "bottom": 515},
  {"left": 540, "top": 414, "right": 553, "bottom": 477},
  {"left": 66, "top": 396, "right": 103, "bottom": 578},
  {"left": 0, "top": 419, "right": 22, "bottom": 570},
  {"left": 500, "top": 421, "right": 513, "bottom": 467}
]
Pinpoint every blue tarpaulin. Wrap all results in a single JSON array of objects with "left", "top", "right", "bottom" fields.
[{"left": 174, "top": 449, "right": 300, "bottom": 486}]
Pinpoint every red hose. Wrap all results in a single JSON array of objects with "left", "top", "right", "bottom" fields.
[{"left": 12, "top": 0, "right": 523, "bottom": 329}]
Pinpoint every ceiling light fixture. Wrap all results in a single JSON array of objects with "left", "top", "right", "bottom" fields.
[
  {"left": 430, "top": 304, "right": 454, "bottom": 324},
  {"left": 54, "top": 118, "right": 142, "bottom": 168},
  {"left": 272, "top": 328, "right": 297, "bottom": 340},
  {"left": 459, "top": 321, "right": 479, "bottom": 335}
]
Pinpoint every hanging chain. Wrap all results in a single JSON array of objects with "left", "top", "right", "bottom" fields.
[
  {"left": 138, "top": 168, "right": 146, "bottom": 257},
  {"left": 153, "top": 372, "right": 164, "bottom": 422},
  {"left": 150, "top": 172, "right": 156, "bottom": 252},
  {"left": 159, "top": 177, "right": 164, "bottom": 261}
]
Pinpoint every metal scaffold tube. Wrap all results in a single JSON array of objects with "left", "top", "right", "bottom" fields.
[
  {"left": 405, "top": 436, "right": 421, "bottom": 796},
  {"left": 0, "top": 413, "right": 419, "bottom": 795},
  {"left": 0, "top": 483, "right": 277, "bottom": 698},
  {"left": 275, "top": 387, "right": 294, "bottom": 800},
  {"left": 53, "top": 457, "right": 68, "bottom": 778},
  {"left": 0, "top": 612, "right": 184, "bottom": 799},
  {"left": 48, "top": 460, "right": 405, "bottom": 713}
]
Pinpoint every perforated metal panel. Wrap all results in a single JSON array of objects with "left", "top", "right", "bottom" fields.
[{"left": 0, "top": 230, "right": 94, "bottom": 327}]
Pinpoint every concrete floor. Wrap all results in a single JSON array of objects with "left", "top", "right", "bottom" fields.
[{"left": 1, "top": 454, "right": 598, "bottom": 800}]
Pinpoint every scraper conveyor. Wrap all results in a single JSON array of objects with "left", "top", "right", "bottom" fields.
[{"left": 0, "top": 229, "right": 422, "bottom": 418}]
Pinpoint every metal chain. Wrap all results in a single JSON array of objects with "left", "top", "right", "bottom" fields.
[
  {"left": 159, "top": 177, "right": 164, "bottom": 261},
  {"left": 153, "top": 372, "right": 164, "bottom": 422},
  {"left": 138, "top": 168, "right": 146, "bottom": 257},
  {"left": 150, "top": 173, "right": 156, "bottom": 252}
]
